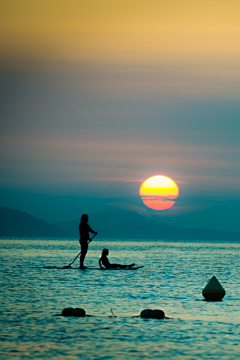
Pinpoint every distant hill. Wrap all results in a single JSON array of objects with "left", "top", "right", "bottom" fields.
[
  {"left": 0, "top": 207, "right": 73, "bottom": 238},
  {"left": 1, "top": 206, "right": 239, "bottom": 240},
  {"left": 55, "top": 208, "right": 240, "bottom": 241}
]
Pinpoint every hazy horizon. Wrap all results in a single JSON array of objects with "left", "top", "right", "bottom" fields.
[{"left": 1, "top": 1, "right": 240, "bottom": 235}]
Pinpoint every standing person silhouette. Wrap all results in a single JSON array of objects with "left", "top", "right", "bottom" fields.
[{"left": 79, "top": 214, "right": 97, "bottom": 269}]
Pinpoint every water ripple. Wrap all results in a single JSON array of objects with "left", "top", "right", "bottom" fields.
[{"left": 1, "top": 238, "right": 240, "bottom": 359}]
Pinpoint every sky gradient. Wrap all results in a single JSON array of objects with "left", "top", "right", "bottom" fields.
[{"left": 1, "top": 0, "right": 240, "bottom": 232}]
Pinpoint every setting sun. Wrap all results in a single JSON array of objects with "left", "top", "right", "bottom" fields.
[{"left": 139, "top": 175, "right": 179, "bottom": 210}]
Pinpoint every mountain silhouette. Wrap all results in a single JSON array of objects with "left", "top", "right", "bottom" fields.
[
  {"left": 55, "top": 208, "right": 240, "bottom": 241},
  {"left": 0, "top": 207, "right": 73, "bottom": 238},
  {"left": 1, "top": 206, "right": 239, "bottom": 240}
]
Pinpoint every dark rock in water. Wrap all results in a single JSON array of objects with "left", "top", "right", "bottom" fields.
[
  {"left": 202, "top": 276, "right": 226, "bottom": 301},
  {"left": 61, "top": 307, "right": 86, "bottom": 317},
  {"left": 72, "top": 308, "right": 86, "bottom": 317},
  {"left": 140, "top": 309, "right": 165, "bottom": 319},
  {"left": 151, "top": 309, "right": 165, "bottom": 319},
  {"left": 62, "top": 307, "right": 73, "bottom": 316},
  {"left": 140, "top": 309, "right": 152, "bottom": 318}
]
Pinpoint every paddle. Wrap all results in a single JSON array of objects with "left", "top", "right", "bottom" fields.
[{"left": 64, "top": 233, "right": 97, "bottom": 268}]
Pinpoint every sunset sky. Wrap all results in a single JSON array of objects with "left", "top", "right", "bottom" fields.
[{"left": 1, "top": 0, "right": 240, "bottom": 232}]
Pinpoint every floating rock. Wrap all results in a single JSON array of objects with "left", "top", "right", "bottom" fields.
[
  {"left": 61, "top": 307, "right": 86, "bottom": 317},
  {"left": 140, "top": 309, "right": 165, "bottom": 319},
  {"left": 202, "top": 276, "right": 226, "bottom": 301},
  {"left": 140, "top": 309, "right": 152, "bottom": 318},
  {"left": 62, "top": 307, "right": 73, "bottom": 316},
  {"left": 151, "top": 309, "right": 165, "bottom": 319},
  {"left": 72, "top": 308, "right": 86, "bottom": 317}
]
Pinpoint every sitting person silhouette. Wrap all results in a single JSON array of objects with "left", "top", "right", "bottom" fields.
[{"left": 99, "top": 248, "right": 135, "bottom": 269}]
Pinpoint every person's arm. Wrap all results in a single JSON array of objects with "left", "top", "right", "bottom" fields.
[
  {"left": 103, "top": 256, "right": 110, "bottom": 269},
  {"left": 88, "top": 231, "right": 98, "bottom": 243},
  {"left": 99, "top": 257, "right": 104, "bottom": 269},
  {"left": 88, "top": 225, "right": 98, "bottom": 237}
]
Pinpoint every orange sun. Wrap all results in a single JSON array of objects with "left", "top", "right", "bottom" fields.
[{"left": 139, "top": 175, "right": 179, "bottom": 210}]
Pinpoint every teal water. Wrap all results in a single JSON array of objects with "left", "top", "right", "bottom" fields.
[{"left": 1, "top": 238, "right": 240, "bottom": 359}]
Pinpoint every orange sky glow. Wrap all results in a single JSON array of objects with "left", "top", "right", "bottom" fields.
[
  {"left": 1, "top": 0, "right": 240, "bottom": 72},
  {"left": 0, "top": 0, "right": 240, "bottom": 232}
]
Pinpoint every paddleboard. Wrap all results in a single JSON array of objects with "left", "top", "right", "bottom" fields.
[
  {"left": 97, "top": 266, "right": 144, "bottom": 271},
  {"left": 43, "top": 266, "right": 144, "bottom": 270}
]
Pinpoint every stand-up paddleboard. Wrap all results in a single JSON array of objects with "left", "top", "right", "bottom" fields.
[
  {"left": 42, "top": 266, "right": 144, "bottom": 270},
  {"left": 98, "top": 266, "right": 144, "bottom": 271}
]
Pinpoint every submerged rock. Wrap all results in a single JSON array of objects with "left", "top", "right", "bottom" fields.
[
  {"left": 62, "top": 307, "right": 73, "bottom": 316},
  {"left": 140, "top": 309, "right": 152, "bottom": 318},
  {"left": 202, "top": 276, "right": 226, "bottom": 301},
  {"left": 151, "top": 309, "right": 165, "bottom": 319},
  {"left": 140, "top": 309, "right": 165, "bottom": 319},
  {"left": 61, "top": 307, "right": 86, "bottom": 317},
  {"left": 72, "top": 308, "right": 86, "bottom": 317}
]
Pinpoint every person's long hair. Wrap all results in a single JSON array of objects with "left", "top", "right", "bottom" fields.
[
  {"left": 102, "top": 248, "right": 109, "bottom": 256},
  {"left": 80, "top": 214, "right": 88, "bottom": 224}
]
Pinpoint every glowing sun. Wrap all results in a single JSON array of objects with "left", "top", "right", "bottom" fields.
[{"left": 139, "top": 175, "right": 179, "bottom": 210}]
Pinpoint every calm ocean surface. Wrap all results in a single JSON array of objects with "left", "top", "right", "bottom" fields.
[{"left": 1, "top": 238, "right": 240, "bottom": 359}]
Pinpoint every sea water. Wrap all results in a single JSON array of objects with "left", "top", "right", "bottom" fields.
[{"left": 0, "top": 238, "right": 240, "bottom": 359}]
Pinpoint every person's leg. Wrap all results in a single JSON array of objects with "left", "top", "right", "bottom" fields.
[
  {"left": 127, "top": 263, "right": 135, "bottom": 268},
  {"left": 108, "top": 263, "right": 120, "bottom": 268},
  {"left": 116, "top": 263, "right": 135, "bottom": 268},
  {"left": 80, "top": 242, "right": 88, "bottom": 269},
  {"left": 108, "top": 263, "right": 135, "bottom": 268}
]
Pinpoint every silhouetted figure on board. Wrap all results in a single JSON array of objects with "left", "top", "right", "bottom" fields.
[
  {"left": 99, "top": 248, "right": 135, "bottom": 269},
  {"left": 79, "top": 214, "right": 97, "bottom": 269}
]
